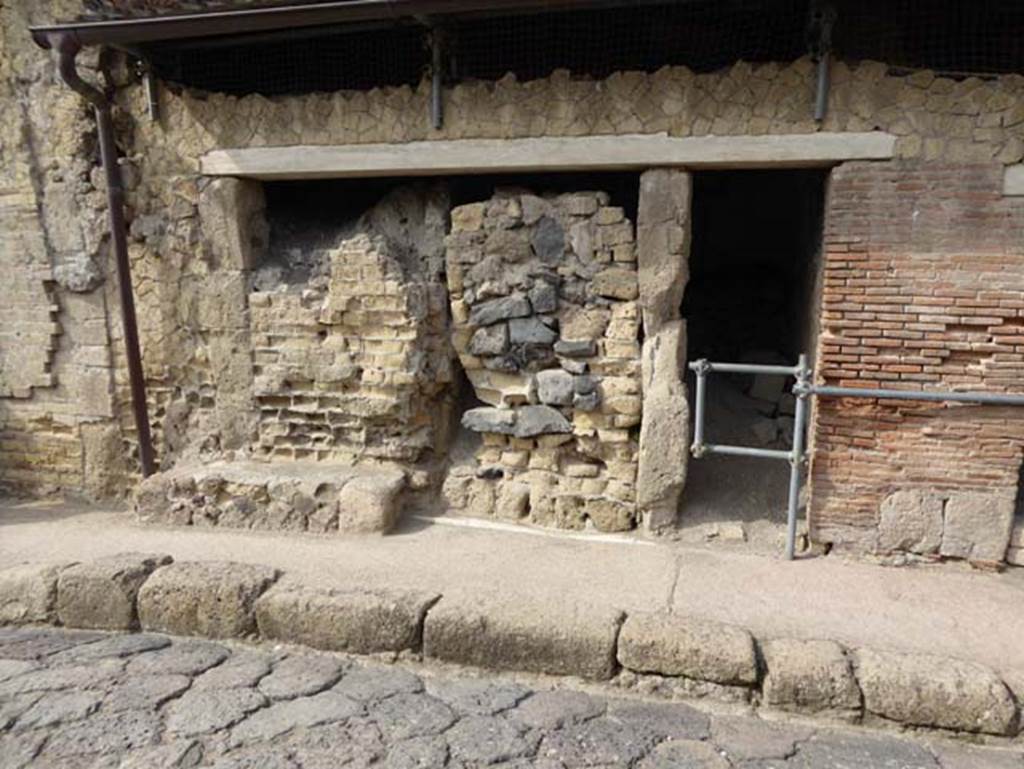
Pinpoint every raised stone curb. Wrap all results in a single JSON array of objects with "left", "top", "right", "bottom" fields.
[
  {"left": 56, "top": 553, "right": 173, "bottom": 631},
  {"left": 1, "top": 553, "right": 1021, "bottom": 739},
  {"left": 855, "top": 647, "right": 1018, "bottom": 735},
  {"left": 617, "top": 612, "right": 758, "bottom": 687},
  {"left": 423, "top": 597, "right": 624, "bottom": 681},
  {"left": 255, "top": 583, "right": 438, "bottom": 654},
  {"left": 0, "top": 561, "right": 74, "bottom": 624},
  {"left": 138, "top": 561, "right": 281, "bottom": 639},
  {"left": 761, "top": 638, "right": 862, "bottom": 720}
]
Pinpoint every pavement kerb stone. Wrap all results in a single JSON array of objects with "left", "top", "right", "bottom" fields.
[
  {"left": 255, "top": 582, "right": 440, "bottom": 654},
  {"left": 56, "top": 553, "right": 173, "bottom": 631},
  {"left": 616, "top": 611, "right": 759, "bottom": 687},
  {"left": 422, "top": 595, "right": 625, "bottom": 681},
  {"left": 2, "top": 553, "right": 1022, "bottom": 740},
  {"left": 137, "top": 560, "right": 281, "bottom": 640},
  {"left": 0, "top": 561, "right": 77, "bottom": 624}
]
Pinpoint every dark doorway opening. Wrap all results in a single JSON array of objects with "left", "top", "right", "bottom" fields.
[{"left": 679, "top": 169, "right": 827, "bottom": 547}]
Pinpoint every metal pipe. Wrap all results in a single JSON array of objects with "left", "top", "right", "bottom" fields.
[
  {"left": 784, "top": 354, "right": 810, "bottom": 560},
  {"left": 689, "top": 360, "right": 801, "bottom": 377},
  {"left": 691, "top": 359, "right": 708, "bottom": 457},
  {"left": 814, "top": 51, "right": 830, "bottom": 122},
  {"left": 430, "top": 26, "right": 443, "bottom": 130},
  {"left": 55, "top": 34, "right": 156, "bottom": 477},
  {"left": 806, "top": 384, "right": 1024, "bottom": 407},
  {"left": 703, "top": 444, "right": 792, "bottom": 461}
]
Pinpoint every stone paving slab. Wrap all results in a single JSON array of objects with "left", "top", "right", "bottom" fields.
[{"left": 0, "top": 627, "right": 1020, "bottom": 769}]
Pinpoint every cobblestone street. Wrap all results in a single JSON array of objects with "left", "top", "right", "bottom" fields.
[{"left": 0, "top": 627, "right": 1019, "bottom": 768}]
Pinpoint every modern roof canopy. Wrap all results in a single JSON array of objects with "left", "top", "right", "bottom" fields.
[{"left": 30, "top": 0, "right": 677, "bottom": 51}]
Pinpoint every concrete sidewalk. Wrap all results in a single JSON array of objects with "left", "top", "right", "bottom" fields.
[{"left": 3, "top": 497, "right": 1024, "bottom": 680}]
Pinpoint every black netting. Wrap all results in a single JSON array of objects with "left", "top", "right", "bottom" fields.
[{"left": 141, "top": 0, "right": 1024, "bottom": 97}]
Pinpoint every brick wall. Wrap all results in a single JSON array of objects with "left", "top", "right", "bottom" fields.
[{"left": 809, "top": 160, "right": 1024, "bottom": 559}]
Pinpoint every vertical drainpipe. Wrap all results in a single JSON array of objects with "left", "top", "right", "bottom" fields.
[{"left": 53, "top": 33, "right": 156, "bottom": 477}]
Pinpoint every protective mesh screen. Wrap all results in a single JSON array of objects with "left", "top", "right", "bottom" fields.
[{"left": 142, "top": 0, "right": 1024, "bottom": 97}]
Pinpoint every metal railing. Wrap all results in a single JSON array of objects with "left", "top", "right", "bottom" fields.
[
  {"left": 689, "top": 355, "right": 812, "bottom": 561},
  {"left": 688, "top": 355, "right": 1024, "bottom": 561}
]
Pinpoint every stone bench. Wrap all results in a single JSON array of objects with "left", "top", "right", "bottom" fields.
[{"left": 134, "top": 459, "right": 406, "bottom": 534}]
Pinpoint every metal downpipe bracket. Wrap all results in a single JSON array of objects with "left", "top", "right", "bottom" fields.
[{"left": 54, "top": 34, "right": 156, "bottom": 477}]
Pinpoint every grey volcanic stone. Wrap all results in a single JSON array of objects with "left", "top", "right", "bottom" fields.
[
  {"left": 258, "top": 655, "right": 344, "bottom": 700},
  {"left": 470, "top": 323, "right": 510, "bottom": 355},
  {"left": 49, "top": 632, "right": 171, "bottom": 664},
  {"left": 193, "top": 651, "right": 274, "bottom": 690},
  {"left": 791, "top": 731, "right": 939, "bottom": 769},
  {"left": 607, "top": 699, "right": 710, "bottom": 741},
  {"left": 762, "top": 638, "right": 862, "bottom": 718},
  {"left": 462, "top": 407, "right": 517, "bottom": 435},
  {"left": 425, "top": 678, "right": 530, "bottom": 716},
  {"left": 381, "top": 735, "right": 449, "bottom": 769},
  {"left": 0, "top": 562, "right": 71, "bottom": 624},
  {"left": 470, "top": 294, "right": 532, "bottom": 327},
  {"left": 138, "top": 561, "right": 280, "bottom": 639},
  {"left": 877, "top": 489, "right": 943, "bottom": 554},
  {"left": 617, "top": 612, "right": 758, "bottom": 686},
  {"left": 166, "top": 689, "right": 267, "bottom": 736},
  {"left": 230, "top": 691, "right": 362, "bottom": 743},
  {"left": 57, "top": 553, "right": 172, "bottom": 631},
  {"left": 509, "top": 690, "right": 605, "bottom": 730},
  {"left": 126, "top": 640, "right": 230, "bottom": 676},
  {"left": 13, "top": 690, "right": 103, "bottom": 730},
  {"left": 535, "top": 369, "right": 575, "bottom": 406},
  {"left": 446, "top": 715, "right": 538, "bottom": 765},
  {"left": 103, "top": 674, "right": 192, "bottom": 712},
  {"left": 255, "top": 585, "right": 438, "bottom": 654},
  {"left": 530, "top": 217, "right": 565, "bottom": 265},
  {"left": 424, "top": 597, "right": 622, "bottom": 680},
  {"left": 529, "top": 281, "right": 559, "bottom": 313},
  {"left": 710, "top": 715, "right": 814, "bottom": 762},
  {"left": 638, "top": 740, "right": 730, "bottom": 769},
  {"left": 40, "top": 710, "right": 162, "bottom": 759},
  {"left": 513, "top": 405, "right": 571, "bottom": 438},
  {"left": 333, "top": 665, "right": 424, "bottom": 702},
  {"left": 371, "top": 692, "right": 457, "bottom": 741},
  {"left": 855, "top": 647, "right": 1016, "bottom": 734},
  {"left": 538, "top": 716, "right": 658, "bottom": 766},
  {"left": 509, "top": 317, "right": 558, "bottom": 345}
]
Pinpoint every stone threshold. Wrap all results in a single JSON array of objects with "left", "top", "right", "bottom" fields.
[{"left": 1, "top": 552, "right": 1020, "bottom": 741}]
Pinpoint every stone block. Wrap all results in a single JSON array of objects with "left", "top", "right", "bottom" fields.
[
  {"left": 530, "top": 216, "right": 566, "bottom": 264},
  {"left": 637, "top": 169, "right": 690, "bottom": 334},
  {"left": 336, "top": 471, "right": 406, "bottom": 534},
  {"left": 855, "top": 647, "right": 1016, "bottom": 734},
  {"left": 554, "top": 339, "right": 596, "bottom": 358},
  {"left": 592, "top": 268, "right": 639, "bottom": 300},
  {"left": 583, "top": 497, "right": 635, "bottom": 532},
  {"left": 469, "top": 294, "right": 531, "bottom": 327},
  {"left": 424, "top": 596, "right": 623, "bottom": 680},
  {"left": 198, "top": 177, "right": 267, "bottom": 271},
  {"left": 255, "top": 583, "right": 438, "bottom": 654},
  {"left": 469, "top": 324, "right": 509, "bottom": 356},
  {"left": 462, "top": 407, "right": 517, "bottom": 435},
  {"left": 636, "top": 321, "right": 688, "bottom": 530},
  {"left": 535, "top": 369, "right": 575, "bottom": 406},
  {"left": 514, "top": 406, "right": 572, "bottom": 438},
  {"left": 138, "top": 561, "right": 280, "bottom": 639},
  {"left": 762, "top": 639, "right": 862, "bottom": 718},
  {"left": 877, "top": 489, "right": 943, "bottom": 555},
  {"left": 508, "top": 317, "right": 557, "bottom": 346},
  {"left": 940, "top": 491, "right": 1014, "bottom": 563},
  {"left": 56, "top": 553, "right": 173, "bottom": 631},
  {"left": 617, "top": 612, "right": 758, "bottom": 686},
  {"left": 496, "top": 483, "right": 531, "bottom": 520},
  {"left": 0, "top": 562, "right": 70, "bottom": 624}
]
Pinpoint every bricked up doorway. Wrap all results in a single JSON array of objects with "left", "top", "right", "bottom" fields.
[{"left": 678, "top": 169, "right": 827, "bottom": 546}]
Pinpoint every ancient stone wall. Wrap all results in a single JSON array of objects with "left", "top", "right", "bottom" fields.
[
  {"left": 809, "top": 160, "right": 1024, "bottom": 562},
  {"left": 0, "top": 0, "right": 132, "bottom": 497},
  {"left": 442, "top": 190, "right": 642, "bottom": 531}
]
